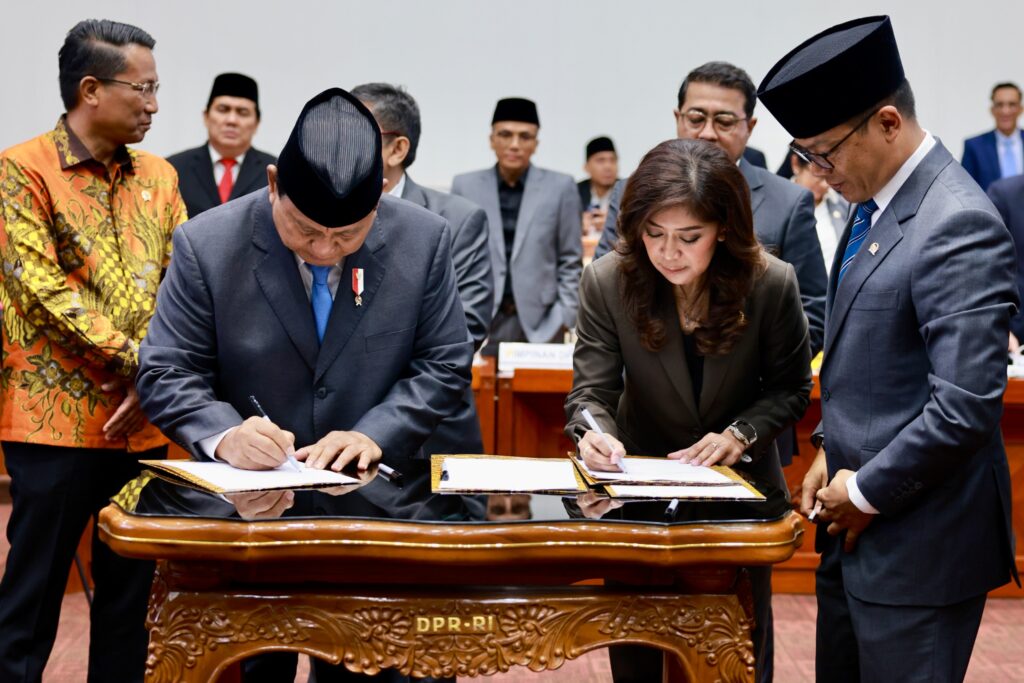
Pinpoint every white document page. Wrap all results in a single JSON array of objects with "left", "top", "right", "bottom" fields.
[
  {"left": 439, "top": 457, "right": 580, "bottom": 492},
  {"left": 607, "top": 484, "right": 760, "bottom": 500},
  {"left": 144, "top": 460, "right": 360, "bottom": 493},
  {"left": 578, "top": 457, "right": 737, "bottom": 485}
]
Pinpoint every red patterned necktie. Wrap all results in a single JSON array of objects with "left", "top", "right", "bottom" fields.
[{"left": 218, "top": 158, "right": 237, "bottom": 203}]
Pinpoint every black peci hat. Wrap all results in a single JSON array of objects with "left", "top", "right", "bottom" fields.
[
  {"left": 492, "top": 97, "right": 540, "bottom": 126},
  {"left": 585, "top": 136, "right": 616, "bottom": 159},
  {"left": 757, "top": 16, "right": 905, "bottom": 139},
  {"left": 276, "top": 88, "right": 383, "bottom": 228},
  {"left": 207, "top": 72, "right": 260, "bottom": 117}
]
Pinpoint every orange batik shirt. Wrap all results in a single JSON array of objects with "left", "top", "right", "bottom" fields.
[{"left": 0, "top": 117, "right": 187, "bottom": 451}]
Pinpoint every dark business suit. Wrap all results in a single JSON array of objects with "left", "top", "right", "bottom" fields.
[
  {"left": 166, "top": 143, "right": 276, "bottom": 218},
  {"left": 743, "top": 146, "right": 768, "bottom": 169},
  {"left": 596, "top": 160, "right": 826, "bottom": 355},
  {"left": 400, "top": 175, "right": 491, "bottom": 475},
  {"left": 565, "top": 252, "right": 812, "bottom": 683},
  {"left": 137, "top": 190, "right": 474, "bottom": 521},
  {"left": 961, "top": 129, "right": 1024, "bottom": 191},
  {"left": 987, "top": 174, "right": 1024, "bottom": 339},
  {"left": 815, "top": 141, "right": 1018, "bottom": 682}
]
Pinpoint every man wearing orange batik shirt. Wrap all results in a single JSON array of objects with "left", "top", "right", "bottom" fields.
[{"left": 0, "top": 19, "right": 185, "bottom": 683}]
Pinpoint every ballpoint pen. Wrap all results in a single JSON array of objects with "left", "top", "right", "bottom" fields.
[
  {"left": 247, "top": 395, "right": 303, "bottom": 473},
  {"left": 581, "top": 407, "right": 628, "bottom": 473}
]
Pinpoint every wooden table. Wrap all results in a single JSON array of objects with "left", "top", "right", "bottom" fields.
[
  {"left": 98, "top": 477, "right": 802, "bottom": 682},
  {"left": 488, "top": 367, "right": 1024, "bottom": 597}
]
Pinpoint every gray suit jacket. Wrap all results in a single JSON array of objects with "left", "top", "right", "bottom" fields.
[
  {"left": 565, "top": 252, "right": 812, "bottom": 490},
  {"left": 820, "top": 141, "right": 1018, "bottom": 605},
  {"left": 401, "top": 175, "right": 493, "bottom": 349},
  {"left": 166, "top": 143, "right": 276, "bottom": 218},
  {"left": 596, "top": 160, "right": 827, "bottom": 354},
  {"left": 136, "top": 191, "right": 474, "bottom": 518},
  {"left": 451, "top": 165, "right": 583, "bottom": 342}
]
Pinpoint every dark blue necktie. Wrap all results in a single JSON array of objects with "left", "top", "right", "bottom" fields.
[
  {"left": 307, "top": 264, "right": 332, "bottom": 342},
  {"left": 837, "top": 198, "right": 878, "bottom": 284}
]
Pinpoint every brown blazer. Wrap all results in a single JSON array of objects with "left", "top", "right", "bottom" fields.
[{"left": 564, "top": 251, "right": 812, "bottom": 487}]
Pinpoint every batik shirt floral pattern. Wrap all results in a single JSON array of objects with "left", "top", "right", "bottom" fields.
[{"left": 0, "top": 117, "right": 187, "bottom": 450}]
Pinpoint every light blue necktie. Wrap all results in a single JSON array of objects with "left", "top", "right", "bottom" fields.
[
  {"left": 307, "top": 264, "right": 332, "bottom": 343},
  {"left": 837, "top": 199, "right": 878, "bottom": 285},
  {"left": 999, "top": 136, "right": 1021, "bottom": 178}
]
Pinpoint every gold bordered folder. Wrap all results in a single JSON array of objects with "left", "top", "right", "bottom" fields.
[
  {"left": 571, "top": 456, "right": 765, "bottom": 501},
  {"left": 139, "top": 459, "right": 361, "bottom": 494},
  {"left": 430, "top": 454, "right": 588, "bottom": 494}
]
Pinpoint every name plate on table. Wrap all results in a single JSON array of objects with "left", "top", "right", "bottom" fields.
[{"left": 497, "top": 342, "right": 573, "bottom": 373}]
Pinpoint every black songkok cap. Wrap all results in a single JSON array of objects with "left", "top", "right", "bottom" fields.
[
  {"left": 585, "top": 136, "right": 616, "bottom": 159},
  {"left": 757, "top": 16, "right": 905, "bottom": 139},
  {"left": 492, "top": 97, "right": 540, "bottom": 126},
  {"left": 276, "top": 88, "right": 383, "bottom": 227},
  {"left": 207, "top": 72, "right": 260, "bottom": 117}
]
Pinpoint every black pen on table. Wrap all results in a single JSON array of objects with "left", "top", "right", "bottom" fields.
[{"left": 247, "top": 395, "right": 302, "bottom": 473}]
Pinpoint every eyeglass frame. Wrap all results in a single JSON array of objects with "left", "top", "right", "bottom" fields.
[
  {"left": 96, "top": 78, "right": 160, "bottom": 97},
  {"left": 677, "top": 107, "right": 749, "bottom": 134},
  {"left": 789, "top": 108, "right": 880, "bottom": 171}
]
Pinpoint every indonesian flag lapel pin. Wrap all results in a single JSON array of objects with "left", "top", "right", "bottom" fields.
[{"left": 352, "top": 268, "right": 365, "bottom": 306}]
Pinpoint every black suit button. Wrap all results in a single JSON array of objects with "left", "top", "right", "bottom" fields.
[
  {"left": 822, "top": 388, "right": 831, "bottom": 401},
  {"left": 316, "top": 387, "right": 328, "bottom": 399}
]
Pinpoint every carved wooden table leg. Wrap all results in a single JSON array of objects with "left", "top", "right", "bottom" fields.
[{"left": 144, "top": 571, "right": 754, "bottom": 683}]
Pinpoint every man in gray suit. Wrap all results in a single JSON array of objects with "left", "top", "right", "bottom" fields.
[
  {"left": 760, "top": 16, "right": 1018, "bottom": 682},
  {"left": 353, "top": 82, "right": 491, "bottom": 501},
  {"left": 595, "top": 62, "right": 826, "bottom": 355},
  {"left": 137, "top": 87, "right": 474, "bottom": 681},
  {"left": 452, "top": 97, "right": 582, "bottom": 354}
]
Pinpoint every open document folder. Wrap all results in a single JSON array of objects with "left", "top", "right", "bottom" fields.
[
  {"left": 431, "top": 455, "right": 587, "bottom": 494},
  {"left": 140, "top": 459, "right": 360, "bottom": 494},
  {"left": 573, "top": 456, "right": 764, "bottom": 501}
]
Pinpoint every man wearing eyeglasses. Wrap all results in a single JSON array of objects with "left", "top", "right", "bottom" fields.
[
  {"left": 452, "top": 98, "right": 583, "bottom": 355},
  {"left": 0, "top": 19, "right": 185, "bottom": 682},
  {"left": 760, "top": 16, "right": 1018, "bottom": 682},
  {"left": 167, "top": 73, "right": 276, "bottom": 218},
  {"left": 595, "top": 61, "right": 826, "bottom": 358}
]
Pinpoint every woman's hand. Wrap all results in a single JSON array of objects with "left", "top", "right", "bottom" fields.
[
  {"left": 667, "top": 430, "right": 745, "bottom": 467},
  {"left": 577, "top": 430, "right": 627, "bottom": 472},
  {"left": 576, "top": 491, "right": 624, "bottom": 519}
]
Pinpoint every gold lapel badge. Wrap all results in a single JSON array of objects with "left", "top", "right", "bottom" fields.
[{"left": 868, "top": 242, "right": 880, "bottom": 255}]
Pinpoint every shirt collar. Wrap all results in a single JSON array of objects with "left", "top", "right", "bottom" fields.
[
  {"left": 387, "top": 173, "right": 407, "bottom": 198},
  {"left": 995, "top": 128, "right": 1020, "bottom": 143},
  {"left": 872, "top": 130, "right": 936, "bottom": 217},
  {"left": 495, "top": 163, "right": 529, "bottom": 189},
  {"left": 207, "top": 143, "right": 247, "bottom": 168},
  {"left": 54, "top": 115, "right": 133, "bottom": 173}
]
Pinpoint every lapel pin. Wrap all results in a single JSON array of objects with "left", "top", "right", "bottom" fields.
[
  {"left": 141, "top": 190, "right": 151, "bottom": 202},
  {"left": 352, "top": 268, "right": 365, "bottom": 306},
  {"left": 868, "top": 242, "right": 880, "bottom": 255}
]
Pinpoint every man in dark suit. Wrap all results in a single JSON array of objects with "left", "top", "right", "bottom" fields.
[
  {"left": 987, "top": 174, "right": 1024, "bottom": 351},
  {"left": 137, "top": 88, "right": 475, "bottom": 681},
  {"left": 452, "top": 98, "right": 582, "bottom": 354},
  {"left": 760, "top": 16, "right": 1019, "bottom": 682},
  {"left": 962, "top": 82, "right": 1024, "bottom": 191},
  {"left": 166, "top": 72, "right": 276, "bottom": 217},
  {"left": 352, "top": 82, "right": 491, "bottom": 492},
  {"left": 577, "top": 136, "right": 619, "bottom": 237},
  {"left": 742, "top": 146, "right": 768, "bottom": 169},
  {"left": 595, "top": 62, "right": 826, "bottom": 356}
]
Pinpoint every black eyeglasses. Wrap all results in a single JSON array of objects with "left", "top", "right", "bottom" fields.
[
  {"left": 790, "top": 108, "right": 878, "bottom": 170},
  {"left": 97, "top": 78, "right": 160, "bottom": 97}
]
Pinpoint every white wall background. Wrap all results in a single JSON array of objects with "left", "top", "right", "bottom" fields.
[{"left": 1, "top": 1, "right": 1020, "bottom": 189}]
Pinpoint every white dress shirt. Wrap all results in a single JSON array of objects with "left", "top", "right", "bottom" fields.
[{"left": 207, "top": 144, "right": 246, "bottom": 184}]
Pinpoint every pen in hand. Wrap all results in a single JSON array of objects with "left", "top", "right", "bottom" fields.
[
  {"left": 581, "top": 407, "right": 627, "bottom": 473},
  {"left": 248, "top": 395, "right": 303, "bottom": 473},
  {"left": 808, "top": 500, "right": 823, "bottom": 521}
]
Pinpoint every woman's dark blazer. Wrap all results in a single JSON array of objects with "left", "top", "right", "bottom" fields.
[{"left": 565, "top": 251, "right": 812, "bottom": 488}]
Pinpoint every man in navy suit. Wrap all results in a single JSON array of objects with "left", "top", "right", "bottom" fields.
[
  {"left": 167, "top": 73, "right": 276, "bottom": 217},
  {"left": 761, "top": 16, "right": 1018, "bottom": 682},
  {"left": 962, "top": 82, "right": 1024, "bottom": 191}
]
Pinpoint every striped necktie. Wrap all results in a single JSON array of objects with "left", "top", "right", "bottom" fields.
[
  {"left": 837, "top": 199, "right": 878, "bottom": 284},
  {"left": 307, "top": 264, "right": 333, "bottom": 343}
]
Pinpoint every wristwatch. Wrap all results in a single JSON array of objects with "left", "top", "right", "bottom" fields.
[{"left": 726, "top": 420, "right": 758, "bottom": 448}]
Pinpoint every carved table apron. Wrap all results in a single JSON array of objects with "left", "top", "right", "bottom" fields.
[{"left": 99, "top": 500, "right": 802, "bottom": 682}]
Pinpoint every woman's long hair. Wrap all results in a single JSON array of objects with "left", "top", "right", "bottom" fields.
[{"left": 616, "top": 139, "right": 765, "bottom": 355}]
